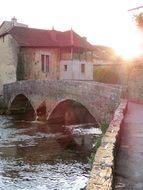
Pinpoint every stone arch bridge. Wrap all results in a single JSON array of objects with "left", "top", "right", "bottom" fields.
[{"left": 3, "top": 80, "right": 122, "bottom": 124}]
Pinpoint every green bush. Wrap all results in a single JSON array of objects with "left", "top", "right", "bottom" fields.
[
  {"left": 93, "top": 65, "right": 119, "bottom": 84},
  {"left": 100, "top": 121, "right": 109, "bottom": 134},
  {"left": 16, "top": 53, "right": 25, "bottom": 81},
  {"left": 88, "top": 122, "right": 109, "bottom": 166}
]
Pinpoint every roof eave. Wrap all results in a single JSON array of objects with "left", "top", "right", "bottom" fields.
[{"left": 19, "top": 45, "right": 94, "bottom": 50}]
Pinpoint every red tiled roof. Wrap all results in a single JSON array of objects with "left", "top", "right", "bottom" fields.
[{"left": 3, "top": 26, "right": 93, "bottom": 50}]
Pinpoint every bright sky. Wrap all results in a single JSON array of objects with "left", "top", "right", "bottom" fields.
[{"left": 1, "top": 0, "right": 143, "bottom": 59}]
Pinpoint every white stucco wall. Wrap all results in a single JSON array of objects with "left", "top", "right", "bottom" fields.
[
  {"left": 0, "top": 34, "right": 18, "bottom": 94},
  {"left": 60, "top": 60, "right": 93, "bottom": 80},
  {"left": 93, "top": 59, "right": 113, "bottom": 65}
]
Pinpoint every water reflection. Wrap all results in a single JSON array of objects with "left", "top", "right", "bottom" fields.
[{"left": 0, "top": 115, "right": 101, "bottom": 190}]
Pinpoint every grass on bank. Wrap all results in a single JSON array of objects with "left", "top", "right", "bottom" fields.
[{"left": 88, "top": 122, "right": 109, "bottom": 166}]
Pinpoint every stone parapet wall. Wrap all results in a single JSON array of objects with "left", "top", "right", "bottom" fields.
[{"left": 86, "top": 99, "right": 127, "bottom": 190}]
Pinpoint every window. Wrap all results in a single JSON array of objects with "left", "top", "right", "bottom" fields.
[
  {"left": 41, "top": 55, "right": 44, "bottom": 72},
  {"left": 64, "top": 65, "right": 67, "bottom": 71},
  {"left": 41, "top": 54, "right": 50, "bottom": 72},
  {"left": 81, "top": 64, "right": 85, "bottom": 73},
  {"left": 46, "top": 55, "right": 49, "bottom": 72}
]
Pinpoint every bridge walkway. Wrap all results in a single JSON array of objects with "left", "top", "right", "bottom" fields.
[{"left": 114, "top": 102, "right": 143, "bottom": 189}]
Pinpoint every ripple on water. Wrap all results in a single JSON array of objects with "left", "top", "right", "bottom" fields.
[
  {"left": 0, "top": 159, "right": 90, "bottom": 190},
  {"left": 0, "top": 115, "right": 96, "bottom": 190}
]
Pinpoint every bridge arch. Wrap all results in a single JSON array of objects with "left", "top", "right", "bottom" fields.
[
  {"left": 8, "top": 93, "right": 36, "bottom": 120},
  {"left": 47, "top": 99, "right": 97, "bottom": 125}
]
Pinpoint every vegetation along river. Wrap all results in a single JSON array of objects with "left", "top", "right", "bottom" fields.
[{"left": 0, "top": 115, "right": 101, "bottom": 190}]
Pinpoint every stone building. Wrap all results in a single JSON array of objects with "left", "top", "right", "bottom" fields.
[
  {"left": 93, "top": 45, "right": 117, "bottom": 65},
  {"left": 0, "top": 18, "right": 94, "bottom": 94},
  {"left": 0, "top": 17, "right": 28, "bottom": 35}
]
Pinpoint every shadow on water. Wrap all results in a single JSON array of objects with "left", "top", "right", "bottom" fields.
[{"left": 0, "top": 114, "right": 101, "bottom": 190}]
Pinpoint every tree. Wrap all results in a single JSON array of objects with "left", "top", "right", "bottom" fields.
[{"left": 134, "top": 13, "right": 143, "bottom": 29}]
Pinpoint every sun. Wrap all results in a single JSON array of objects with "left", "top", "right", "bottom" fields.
[
  {"left": 106, "top": 12, "right": 143, "bottom": 61},
  {"left": 113, "top": 41, "right": 143, "bottom": 61},
  {"left": 113, "top": 32, "right": 143, "bottom": 61},
  {"left": 111, "top": 26, "right": 143, "bottom": 61}
]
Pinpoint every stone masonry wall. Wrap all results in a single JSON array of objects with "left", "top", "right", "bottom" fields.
[
  {"left": 86, "top": 99, "right": 127, "bottom": 190},
  {"left": 127, "top": 66, "right": 143, "bottom": 102},
  {"left": 0, "top": 34, "right": 18, "bottom": 94},
  {"left": 20, "top": 48, "right": 60, "bottom": 80}
]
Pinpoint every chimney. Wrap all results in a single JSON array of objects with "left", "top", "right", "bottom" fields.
[
  {"left": 11, "top": 17, "right": 17, "bottom": 26},
  {"left": 70, "top": 28, "right": 73, "bottom": 45},
  {"left": 51, "top": 26, "right": 57, "bottom": 41},
  {"left": 83, "top": 36, "right": 87, "bottom": 41}
]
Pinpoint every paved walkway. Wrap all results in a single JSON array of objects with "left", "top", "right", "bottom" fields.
[{"left": 114, "top": 102, "right": 143, "bottom": 190}]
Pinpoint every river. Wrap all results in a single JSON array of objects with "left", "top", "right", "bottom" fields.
[{"left": 0, "top": 115, "right": 101, "bottom": 190}]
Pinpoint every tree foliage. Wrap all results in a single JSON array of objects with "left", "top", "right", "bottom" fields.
[
  {"left": 16, "top": 52, "right": 25, "bottom": 81},
  {"left": 134, "top": 13, "right": 143, "bottom": 28}
]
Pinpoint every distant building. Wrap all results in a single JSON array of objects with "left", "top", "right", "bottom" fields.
[
  {"left": 93, "top": 45, "right": 117, "bottom": 65},
  {"left": 0, "top": 18, "right": 94, "bottom": 94}
]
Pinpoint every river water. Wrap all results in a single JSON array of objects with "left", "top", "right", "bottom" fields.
[{"left": 0, "top": 115, "right": 100, "bottom": 190}]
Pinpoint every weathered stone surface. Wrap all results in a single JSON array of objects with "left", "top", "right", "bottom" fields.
[
  {"left": 0, "top": 34, "right": 18, "bottom": 94},
  {"left": 3, "top": 80, "right": 122, "bottom": 123},
  {"left": 0, "top": 96, "right": 7, "bottom": 113},
  {"left": 86, "top": 99, "right": 127, "bottom": 190}
]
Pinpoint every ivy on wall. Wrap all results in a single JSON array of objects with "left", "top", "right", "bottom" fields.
[{"left": 16, "top": 53, "right": 25, "bottom": 81}]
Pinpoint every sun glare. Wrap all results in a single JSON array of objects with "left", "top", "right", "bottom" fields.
[
  {"left": 113, "top": 41, "right": 143, "bottom": 61},
  {"left": 108, "top": 13, "right": 143, "bottom": 61},
  {"left": 113, "top": 30, "right": 143, "bottom": 60}
]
